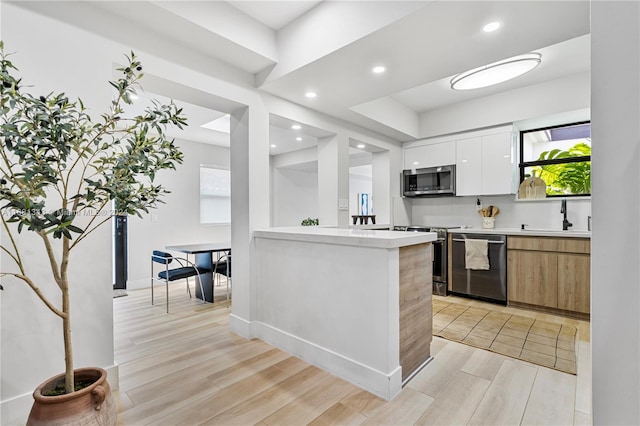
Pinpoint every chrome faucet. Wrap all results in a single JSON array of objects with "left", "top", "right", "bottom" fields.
[{"left": 561, "top": 199, "right": 573, "bottom": 231}]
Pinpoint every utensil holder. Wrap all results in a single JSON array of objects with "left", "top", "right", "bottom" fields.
[{"left": 481, "top": 217, "right": 495, "bottom": 229}]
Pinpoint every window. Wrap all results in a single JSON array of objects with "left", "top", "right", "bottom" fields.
[
  {"left": 519, "top": 121, "right": 591, "bottom": 197},
  {"left": 200, "top": 165, "right": 230, "bottom": 224}
]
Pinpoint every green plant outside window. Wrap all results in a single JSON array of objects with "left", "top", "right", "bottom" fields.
[
  {"left": 530, "top": 142, "right": 591, "bottom": 195},
  {"left": 520, "top": 122, "right": 591, "bottom": 197}
]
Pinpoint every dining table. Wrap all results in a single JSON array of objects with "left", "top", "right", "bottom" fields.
[{"left": 165, "top": 241, "right": 231, "bottom": 303}]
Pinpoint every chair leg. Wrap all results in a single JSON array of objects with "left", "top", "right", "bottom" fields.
[
  {"left": 166, "top": 278, "right": 169, "bottom": 314},
  {"left": 226, "top": 276, "right": 231, "bottom": 307},
  {"left": 186, "top": 277, "right": 192, "bottom": 298},
  {"left": 151, "top": 261, "right": 155, "bottom": 306}
]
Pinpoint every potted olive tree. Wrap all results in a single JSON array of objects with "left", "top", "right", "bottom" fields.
[{"left": 0, "top": 41, "right": 186, "bottom": 425}]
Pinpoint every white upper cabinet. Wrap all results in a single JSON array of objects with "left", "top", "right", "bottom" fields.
[
  {"left": 455, "top": 137, "right": 482, "bottom": 196},
  {"left": 454, "top": 127, "right": 516, "bottom": 197},
  {"left": 403, "top": 141, "right": 456, "bottom": 170},
  {"left": 481, "top": 132, "right": 515, "bottom": 195},
  {"left": 403, "top": 125, "right": 516, "bottom": 196}
]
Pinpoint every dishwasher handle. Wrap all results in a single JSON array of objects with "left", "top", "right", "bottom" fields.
[{"left": 452, "top": 238, "right": 504, "bottom": 244}]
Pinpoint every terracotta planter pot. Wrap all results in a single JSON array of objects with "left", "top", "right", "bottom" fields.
[{"left": 27, "top": 367, "right": 116, "bottom": 426}]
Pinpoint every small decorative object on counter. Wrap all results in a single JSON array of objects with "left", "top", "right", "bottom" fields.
[
  {"left": 479, "top": 205, "right": 500, "bottom": 229},
  {"left": 518, "top": 171, "right": 547, "bottom": 199},
  {"left": 301, "top": 217, "right": 319, "bottom": 226}
]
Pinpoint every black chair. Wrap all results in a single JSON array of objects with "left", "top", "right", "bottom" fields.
[
  {"left": 151, "top": 250, "right": 211, "bottom": 313},
  {"left": 212, "top": 250, "right": 231, "bottom": 306}
]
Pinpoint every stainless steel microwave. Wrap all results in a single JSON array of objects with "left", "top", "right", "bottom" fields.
[{"left": 402, "top": 165, "right": 456, "bottom": 197}]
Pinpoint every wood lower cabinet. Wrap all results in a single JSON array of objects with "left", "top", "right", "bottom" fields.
[
  {"left": 507, "top": 236, "right": 590, "bottom": 316},
  {"left": 507, "top": 250, "right": 558, "bottom": 308},
  {"left": 557, "top": 253, "right": 590, "bottom": 314}
]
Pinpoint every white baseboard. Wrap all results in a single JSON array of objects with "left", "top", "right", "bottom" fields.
[
  {"left": 253, "top": 321, "right": 402, "bottom": 401},
  {"left": 105, "top": 363, "right": 120, "bottom": 391},
  {"left": 229, "top": 314, "right": 253, "bottom": 339},
  {"left": 127, "top": 278, "right": 150, "bottom": 291}
]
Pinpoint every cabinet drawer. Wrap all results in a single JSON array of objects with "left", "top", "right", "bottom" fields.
[{"left": 507, "top": 236, "right": 590, "bottom": 254}]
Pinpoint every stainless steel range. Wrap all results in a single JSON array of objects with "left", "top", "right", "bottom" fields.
[{"left": 393, "top": 225, "right": 458, "bottom": 296}]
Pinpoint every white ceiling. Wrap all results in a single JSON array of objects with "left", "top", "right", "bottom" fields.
[
  {"left": 14, "top": 1, "right": 591, "bottom": 155},
  {"left": 227, "top": 0, "right": 322, "bottom": 30}
]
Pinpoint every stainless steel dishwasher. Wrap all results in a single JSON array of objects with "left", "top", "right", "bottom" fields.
[{"left": 450, "top": 232, "right": 507, "bottom": 304}]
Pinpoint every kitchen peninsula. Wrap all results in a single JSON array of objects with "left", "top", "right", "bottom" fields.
[{"left": 252, "top": 227, "right": 436, "bottom": 400}]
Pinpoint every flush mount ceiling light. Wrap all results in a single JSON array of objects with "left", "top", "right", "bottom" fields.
[
  {"left": 291, "top": 124, "right": 301, "bottom": 130},
  {"left": 296, "top": 137, "right": 302, "bottom": 141},
  {"left": 450, "top": 52, "right": 541, "bottom": 90},
  {"left": 305, "top": 91, "right": 317, "bottom": 98},
  {"left": 356, "top": 144, "right": 365, "bottom": 149},
  {"left": 372, "top": 66, "right": 386, "bottom": 74},
  {"left": 270, "top": 144, "right": 276, "bottom": 148}
]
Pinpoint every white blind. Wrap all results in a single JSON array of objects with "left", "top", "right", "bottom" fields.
[{"left": 200, "top": 165, "right": 230, "bottom": 225}]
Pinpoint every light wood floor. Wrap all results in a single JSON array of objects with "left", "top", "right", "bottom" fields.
[{"left": 113, "top": 285, "right": 591, "bottom": 425}]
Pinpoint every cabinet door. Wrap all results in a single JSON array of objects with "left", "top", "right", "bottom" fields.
[
  {"left": 403, "top": 142, "right": 456, "bottom": 170},
  {"left": 557, "top": 254, "right": 590, "bottom": 314},
  {"left": 455, "top": 137, "right": 482, "bottom": 196},
  {"left": 482, "top": 133, "right": 514, "bottom": 195},
  {"left": 507, "top": 250, "right": 558, "bottom": 308}
]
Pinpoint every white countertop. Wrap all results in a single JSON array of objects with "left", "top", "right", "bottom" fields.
[
  {"left": 254, "top": 226, "right": 437, "bottom": 248},
  {"left": 449, "top": 227, "right": 591, "bottom": 238},
  {"left": 348, "top": 223, "right": 391, "bottom": 230}
]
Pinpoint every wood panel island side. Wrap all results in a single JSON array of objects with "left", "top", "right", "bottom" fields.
[{"left": 252, "top": 227, "right": 435, "bottom": 400}]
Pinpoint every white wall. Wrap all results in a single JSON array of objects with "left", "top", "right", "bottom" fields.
[
  {"left": 318, "top": 134, "right": 350, "bottom": 227},
  {"left": 372, "top": 152, "right": 392, "bottom": 225},
  {"left": 591, "top": 2, "right": 640, "bottom": 424},
  {"left": 271, "top": 168, "right": 319, "bottom": 227},
  {"left": 411, "top": 195, "right": 591, "bottom": 231},
  {"left": 127, "top": 139, "right": 231, "bottom": 290},
  {"left": 0, "top": 4, "right": 116, "bottom": 424},
  {"left": 351, "top": 97, "right": 420, "bottom": 139},
  {"left": 419, "top": 72, "right": 590, "bottom": 139},
  {"left": 270, "top": 165, "right": 374, "bottom": 226}
]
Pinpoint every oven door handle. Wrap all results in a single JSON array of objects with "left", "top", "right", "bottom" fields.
[{"left": 452, "top": 238, "right": 504, "bottom": 244}]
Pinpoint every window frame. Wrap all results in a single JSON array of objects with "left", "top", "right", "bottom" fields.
[{"left": 518, "top": 120, "right": 591, "bottom": 198}]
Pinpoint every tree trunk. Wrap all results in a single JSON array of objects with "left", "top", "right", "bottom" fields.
[{"left": 62, "top": 276, "right": 73, "bottom": 393}]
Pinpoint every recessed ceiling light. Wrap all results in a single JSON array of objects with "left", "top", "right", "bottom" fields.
[
  {"left": 305, "top": 92, "right": 317, "bottom": 98},
  {"left": 291, "top": 124, "right": 301, "bottom": 130},
  {"left": 130, "top": 93, "right": 139, "bottom": 100},
  {"left": 450, "top": 52, "right": 541, "bottom": 90},
  {"left": 357, "top": 144, "right": 365, "bottom": 149},
  {"left": 270, "top": 144, "right": 276, "bottom": 148},
  {"left": 413, "top": 161, "right": 419, "bottom": 165},
  {"left": 296, "top": 137, "right": 302, "bottom": 141},
  {"left": 372, "top": 66, "right": 386, "bottom": 74},
  {"left": 483, "top": 21, "right": 501, "bottom": 32}
]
